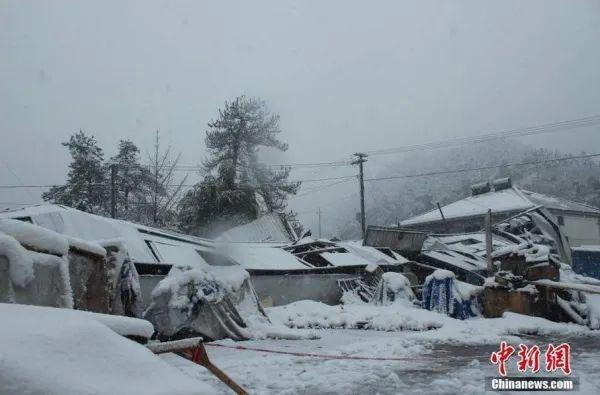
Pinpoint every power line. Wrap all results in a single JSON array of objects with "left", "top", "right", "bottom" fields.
[
  {"left": 289, "top": 178, "right": 354, "bottom": 200},
  {"left": 2, "top": 152, "right": 598, "bottom": 190},
  {"left": 363, "top": 153, "right": 600, "bottom": 183},
  {"left": 168, "top": 160, "right": 351, "bottom": 171},
  {"left": 365, "top": 115, "right": 600, "bottom": 156},
  {"left": 0, "top": 174, "right": 357, "bottom": 189},
  {"left": 5, "top": 153, "right": 597, "bottom": 209}
]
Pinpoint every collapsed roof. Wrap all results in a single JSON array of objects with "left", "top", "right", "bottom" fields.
[
  {"left": 217, "top": 212, "right": 297, "bottom": 243},
  {"left": 401, "top": 185, "right": 600, "bottom": 227}
]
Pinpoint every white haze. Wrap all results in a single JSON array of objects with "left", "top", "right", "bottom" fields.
[{"left": 1, "top": 0, "right": 599, "bottom": 234}]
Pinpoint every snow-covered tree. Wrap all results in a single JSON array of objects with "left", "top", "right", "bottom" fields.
[
  {"left": 43, "top": 131, "right": 108, "bottom": 214},
  {"left": 178, "top": 96, "right": 300, "bottom": 236},
  {"left": 109, "top": 140, "right": 155, "bottom": 222}
]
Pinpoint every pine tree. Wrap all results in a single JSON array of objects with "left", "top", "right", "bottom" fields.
[
  {"left": 109, "top": 140, "right": 155, "bottom": 222},
  {"left": 178, "top": 96, "right": 300, "bottom": 235},
  {"left": 43, "top": 131, "right": 108, "bottom": 214}
]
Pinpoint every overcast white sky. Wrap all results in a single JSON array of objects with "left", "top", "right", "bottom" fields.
[{"left": 1, "top": 0, "right": 599, "bottom": 224}]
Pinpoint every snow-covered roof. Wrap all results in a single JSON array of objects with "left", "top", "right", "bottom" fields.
[
  {"left": 223, "top": 243, "right": 309, "bottom": 270},
  {"left": 217, "top": 213, "right": 297, "bottom": 243},
  {"left": 339, "top": 241, "right": 409, "bottom": 264},
  {"left": 320, "top": 251, "right": 373, "bottom": 267},
  {"left": 0, "top": 204, "right": 213, "bottom": 264},
  {"left": 520, "top": 190, "right": 600, "bottom": 215},
  {"left": 401, "top": 187, "right": 600, "bottom": 227}
]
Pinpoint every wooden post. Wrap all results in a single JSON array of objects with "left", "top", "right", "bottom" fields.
[
  {"left": 485, "top": 208, "right": 494, "bottom": 276},
  {"left": 190, "top": 344, "right": 248, "bottom": 395},
  {"left": 110, "top": 164, "right": 117, "bottom": 219},
  {"left": 147, "top": 339, "right": 248, "bottom": 395},
  {"left": 317, "top": 207, "right": 322, "bottom": 238},
  {"left": 437, "top": 202, "right": 448, "bottom": 232}
]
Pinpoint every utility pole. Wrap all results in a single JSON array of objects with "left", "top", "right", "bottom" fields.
[
  {"left": 153, "top": 131, "right": 160, "bottom": 225},
  {"left": 485, "top": 208, "right": 494, "bottom": 277},
  {"left": 110, "top": 164, "right": 117, "bottom": 219},
  {"left": 317, "top": 207, "right": 322, "bottom": 238},
  {"left": 351, "top": 152, "right": 368, "bottom": 239}
]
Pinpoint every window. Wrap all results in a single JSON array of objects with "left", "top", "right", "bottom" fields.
[
  {"left": 144, "top": 240, "right": 161, "bottom": 262},
  {"left": 196, "top": 250, "right": 238, "bottom": 266}
]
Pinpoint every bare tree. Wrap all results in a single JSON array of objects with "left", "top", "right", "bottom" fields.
[{"left": 147, "top": 131, "right": 187, "bottom": 227}]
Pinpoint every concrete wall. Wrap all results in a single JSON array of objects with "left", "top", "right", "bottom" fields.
[
  {"left": 560, "top": 215, "right": 600, "bottom": 247},
  {"left": 138, "top": 272, "right": 358, "bottom": 309},
  {"left": 250, "top": 273, "right": 356, "bottom": 307}
]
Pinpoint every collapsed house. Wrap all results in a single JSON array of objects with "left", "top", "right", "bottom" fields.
[
  {"left": 400, "top": 178, "right": 600, "bottom": 248},
  {"left": 0, "top": 205, "right": 411, "bottom": 340},
  {"left": 365, "top": 179, "right": 600, "bottom": 328},
  {"left": 0, "top": 205, "right": 284, "bottom": 341}
]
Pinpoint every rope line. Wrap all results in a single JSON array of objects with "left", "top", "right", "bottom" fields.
[{"left": 205, "top": 343, "right": 420, "bottom": 362}]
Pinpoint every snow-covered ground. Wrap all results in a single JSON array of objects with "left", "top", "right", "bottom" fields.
[
  {"left": 3, "top": 299, "right": 600, "bottom": 394},
  {"left": 0, "top": 303, "right": 217, "bottom": 395},
  {"left": 165, "top": 301, "right": 600, "bottom": 394}
]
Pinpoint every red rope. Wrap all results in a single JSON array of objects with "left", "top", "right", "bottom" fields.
[{"left": 205, "top": 343, "right": 421, "bottom": 362}]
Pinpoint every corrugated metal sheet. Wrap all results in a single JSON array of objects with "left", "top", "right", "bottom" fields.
[
  {"left": 217, "top": 213, "right": 296, "bottom": 243},
  {"left": 363, "top": 226, "right": 428, "bottom": 252}
]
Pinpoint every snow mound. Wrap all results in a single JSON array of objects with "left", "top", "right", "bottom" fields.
[
  {"left": 152, "top": 266, "right": 250, "bottom": 308},
  {"left": 65, "top": 235, "right": 106, "bottom": 256},
  {"left": 0, "top": 303, "right": 216, "bottom": 395},
  {"left": 585, "top": 294, "right": 600, "bottom": 330},
  {"left": 0, "top": 219, "right": 69, "bottom": 256},
  {"left": 267, "top": 300, "right": 443, "bottom": 332},
  {"left": 0, "top": 232, "right": 34, "bottom": 287},
  {"left": 371, "top": 272, "right": 415, "bottom": 306}
]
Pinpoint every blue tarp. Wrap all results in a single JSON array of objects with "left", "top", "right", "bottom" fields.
[
  {"left": 421, "top": 272, "right": 477, "bottom": 320},
  {"left": 572, "top": 248, "right": 600, "bottom": 280}
]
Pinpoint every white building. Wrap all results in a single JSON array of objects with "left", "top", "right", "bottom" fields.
[{"left": 400, "top": 179, "right": 600, "bottom": 248}]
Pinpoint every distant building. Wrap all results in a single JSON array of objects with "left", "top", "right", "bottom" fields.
[{"left": 400, "top": 178, "right": 600, "bottom": 247}]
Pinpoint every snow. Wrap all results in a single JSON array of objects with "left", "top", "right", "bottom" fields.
[
  {"left": 148, "top": 238, "right": 209, "bottom": 268},
  {"left": 559, "top": 263, "right": 600, "bottom": 286},
  {"left": 80, "top": 309, "right": 155, "bottom": 339},
  {"left": 521, "top": 189, "right": 600, "bottom": 215},
  {"left": 531, "top": 279, "right": 600, "bottom": 294},
  {"left": 28, "top": 250, "right": 74, "bottom": 308},
  {"left": 65, "top": 235, "right": 106, "bottom": 256},
  {"left": 371, "top": 272, "right": 415, "bottom": 306},
  {"left": 340, "top": 241, "right": 408, "bottom": 264},
  {"left": 217, "top": 213, "right": 296, "bottom": 243},
  {"left": 429, "top": 268, "right": 455, "bottom": 280},
  {"left": 586, "top": 294, "right": 600, "bottom": 329},
  {"left": 267, "top": 299, "right": 595, "bottom": 344},
  {"left": 0, "top": 205, "right": 163, "bottom": 262},
  {"left": 0, "top": 303, "right": 216, "bottom": 395},
  {"left": 0, "top": 219, "right": 69, "bottom": 256},
  {"left": 176, "top": 298, "right": 600, "bottom": 394},
  {"left": 320, "top": 251, "right": 372, "bottom": 267},
  {"left": 0, "top": 232, "right": 34, "bottom": 287},
  {"left": 223, "top": 243, "right": 309, "bottom": 270},
  {"left": 151, "top": 265, "right": 250, "bottom": 307},
  {"left": 267, "top": 300, "right": 442, "bottom": 332},
  {"left": 400, "top": 187, "right": 534, "bottom": 226},
  {"left": 422, "top": 250, "right": 487, "bottom": 271},
  {"left": 572, "top": 245, "right": 600, "bottom": 252}
]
